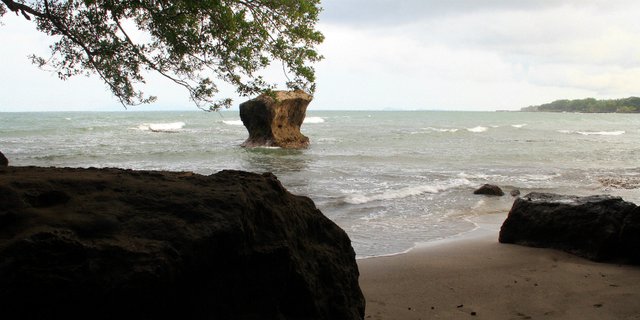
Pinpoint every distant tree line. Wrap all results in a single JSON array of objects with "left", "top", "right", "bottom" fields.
[{"left": 521, "top": 97, "right": 640, "bottom": 113}]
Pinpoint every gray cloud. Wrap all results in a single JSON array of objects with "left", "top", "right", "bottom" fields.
[{"left": 320, "top": 0, "right": 630, "bottom": 26}]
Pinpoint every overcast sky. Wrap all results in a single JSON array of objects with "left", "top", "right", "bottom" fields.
[{"left": 2, "top": 0, "right": 640, "bottom": 111}]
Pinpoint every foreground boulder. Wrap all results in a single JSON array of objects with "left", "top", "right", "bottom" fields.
[
  {"left": 0, "top": 150, "right": 7, "bottom": 167},
  {"left": 499, "top": 192, "right": 640, "bottom": 264},
  {"left": 0, "top": 167, "right": 365, "bottom": 319},
  {"left": 474, "top": 184, "right": 504, "bottom": 196},
  {"left": 240, "top": 90, "right": 311, "bottom": 149}
]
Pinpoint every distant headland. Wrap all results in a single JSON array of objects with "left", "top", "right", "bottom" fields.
[{"left": 521, "top": 97, "right": 640, "bottom": 113}]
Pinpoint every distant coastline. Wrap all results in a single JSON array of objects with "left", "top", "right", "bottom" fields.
[{"left": 521, "top": 97, "right": 640, "bottom": 113}]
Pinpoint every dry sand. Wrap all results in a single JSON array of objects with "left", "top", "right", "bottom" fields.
[{"left": 358, "top": 216, "right": 640, "bottom": 320}]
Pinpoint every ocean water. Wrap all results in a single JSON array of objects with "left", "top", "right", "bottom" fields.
[{"left": 2, "top": 110, "right": 640, "bottom": 257}]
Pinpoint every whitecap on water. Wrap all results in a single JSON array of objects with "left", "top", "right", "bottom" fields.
[
  {"left": 577, "top": 130, "right": 625, "bottom": 136},
  {"left": 424, "top": 127, "right": 459, "bottom": 133},
  {"left": 467, "top": 126, "right": 488, "bottom": 133},
  {"left": 137, "top": 122, "right": 185, "bottom": 132},
  {"left": 222, "top": 120, "right": 243, "bottom": 126},
  {"left": 559, "top": 130, "right": 625, "bottom": 136},
  {"left": 343, "top": 179, "right": 471, "bottom": 205},
  {"left": 511, "top": 124, "right": 527, "bottom": 128},
  {"left": 304, "top": 117, "right": 325, "bottom": 124}
]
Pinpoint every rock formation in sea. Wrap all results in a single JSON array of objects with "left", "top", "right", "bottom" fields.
[
  {"left": 473, "top": 184, "right": 505, "bottom": 196},
  {"left": 0, "top": 167, "right": 365, "bottom": 319},
  {"left": 499, "top": 192, "right": 640, "bottom": 264},
  {"left": 240, "top": 90, "right": 311, "bottom": 149},
  {"left": 0, "top": 150, "right": 7, "bottom": 167}
]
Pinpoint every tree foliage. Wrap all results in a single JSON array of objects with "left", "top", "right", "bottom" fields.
[
  {"left": 522, "top": 97, "right": 640, "bottom": 113},
  {"left": 0, "top": 0, "right": 324, "bottom": 110}
]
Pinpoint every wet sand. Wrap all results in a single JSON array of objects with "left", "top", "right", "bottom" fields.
[{"left": 358, "top": 220, "right": 640, "bottom": 320}]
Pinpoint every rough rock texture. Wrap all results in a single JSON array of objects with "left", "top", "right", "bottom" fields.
[
  {"left": 240, "top": 90, "right": 311, "bottom": 149},
  {"left": 0, "top": 167, "right": 365, "bottom": 320},
  {"left": 510, "top": 189, "right": 521, "bottom": 197},
  {"left": 473, "top": 184, "right": 505, "bottom": 196},
  {"left": 499, "top": 192, "right": 640, "bottom": 264},
  {"left": 0, "top": 150, "right": 7, "bottom": 167}
]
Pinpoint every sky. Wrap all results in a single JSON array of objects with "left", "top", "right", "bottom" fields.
[{"left": 1, "top": 0, "right": 640, "bottom": 112}]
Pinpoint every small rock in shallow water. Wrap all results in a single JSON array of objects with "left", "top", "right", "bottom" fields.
[{"left": 474, "top": 184, "right": 504, "bottom": 196}]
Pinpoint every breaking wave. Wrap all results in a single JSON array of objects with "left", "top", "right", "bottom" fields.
[
  {"left": 343, "top": 179, "right": 471, "bottom": 205},
  {"left": 577, "top": 130, "right": 625, "bottom": 136},
  {"left": 425, "top": 127, "right": 459, "bottom": 133},
  {"left": 467, "top": 126, "right": 488, "bottom": 133},
  {"left": 559, "top": 130, "right": 625, "bottom": 136},
  {"left": 304, "top": 117, "right": 325, "bottom": 124},
  {"left": 222, "top": 120, "right": 244, "bottom": 126},
  {"left": 137, "top": 122, "right": 185, "bottom": 132}
]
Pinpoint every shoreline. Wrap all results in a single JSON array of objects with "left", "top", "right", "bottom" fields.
[
  {"left": 356, "top": 212, "right": 507, "bottom": 261},
  {"left": 357, "top": 222, "right": 640, "bottom": 319}
]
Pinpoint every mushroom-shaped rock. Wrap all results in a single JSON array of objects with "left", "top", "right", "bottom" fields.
[{"left": 240, "top": 90, "right": 311, "bottom": 149}]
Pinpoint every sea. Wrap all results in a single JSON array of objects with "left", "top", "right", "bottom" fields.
[{"left": 2, "top": 110, "right": 640, "bottom": 257}]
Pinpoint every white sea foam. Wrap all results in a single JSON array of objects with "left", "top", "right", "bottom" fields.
[
  {"left": 457, "top": 172, "right": 497, "bottom": 180},
  {"left": 253, "top": 146, "right": 282, "bottom": 150},
  {"left": 222, "top": 120, "right": 244, "bottom": 126},
  {"left": 425, "top": 127, "right": 459, "bottom": 133},
  {"left": 304, "top": 117, "right": 325, "bottom": 124},
  {"left": 559, "top": 130, "right": 625, "bottom": 136},
  {"left": 344, "top": 179, "right": 471, "bottom": 205},
  {"left": 523, "top": 173, "right": 561, "bottom": 181},
  {"left": 511, "top": 124, "right": 527, "bottom": 128},
  {"left": 137, "top": 122, "right": 185, "bottom": 132},
  {"left": 577, "top": 130, "right": 625, "bottom": 136},
  {"left": 467, "top": 126, "right": 488, "bottom": 133}
]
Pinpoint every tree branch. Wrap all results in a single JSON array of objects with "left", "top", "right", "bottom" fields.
[
  {"left": 112, "top": 17, "right": 208, "bottom": 108},
  {"left": 1, "top": 0, "right": 45, "bottom": 20},
  {"left": 42, "top": 0, "right": 131, "bottom": 107}
]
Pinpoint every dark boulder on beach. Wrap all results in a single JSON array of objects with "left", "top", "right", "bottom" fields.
[
  {"left": 0, "top": 167, "right": 365, "bottom": 320},
  {"left": 474, "top": 184, "right": 505, "bottom": 196},
  {"left": 0, "top": 150, "right": 7, "bottom": 167},
  {"left": 499, "top": 192, "right": 640, "bottom": 263},
  {"left": 240, "top": 90, "right": 311, "bottom": 149}
]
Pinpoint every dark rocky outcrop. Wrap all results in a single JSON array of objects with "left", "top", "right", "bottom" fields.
[
  {"left": 473, "top": 184, "right": 505, "bottom": 196},
  {"left": 240, "top": 90, "right": 311, "bottom": 149},
  {"left": 0, "top": 150, "right": 7, "bottom": 167},
  {"left": 499, "top": 192, "right": 640, "bottom": 264},
  {"left": 0, "top": 167, "right": 365, "bottom": 319},
  {"left": 510, "top": 189, "right": 521, "bottom": 197}
]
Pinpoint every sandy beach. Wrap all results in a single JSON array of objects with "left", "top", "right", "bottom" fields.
[{"left": 358, "top": 216, "right": 640, "bottom": 320}]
